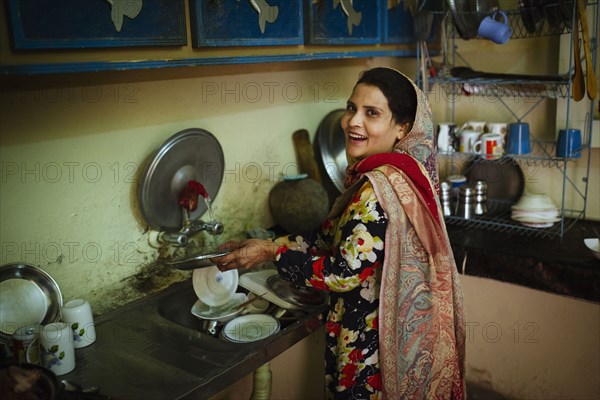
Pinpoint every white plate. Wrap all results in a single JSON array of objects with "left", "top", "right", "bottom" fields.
[
  {"left": 192, "top": 266, "right": 238, "bottom": 307},
  {"left": 520, "top": 221, "right": 555, "bottom": 228},
  {"left": 191, "top": 293, "right": 246, "bottom": 322},
  {"left": 222, "top": 314, "right": 280, "bottom": 343},
  {"left": 511, "top": 215, "right": 561, "bottom": 223}
]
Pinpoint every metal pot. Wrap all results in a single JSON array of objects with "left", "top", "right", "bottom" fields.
[{"left": 266, "top": 275, "right": 328, "bottom": 308}]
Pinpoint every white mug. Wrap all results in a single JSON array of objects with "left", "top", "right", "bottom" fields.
[
  {"left": 474, "top": 133, "right": 504, "bottom": 159},
  {"left": 436, "top": 123, "right": 457, "bottom": 153},
  {"left": 61, "top": 299, "right": 96, "bottom": 348},
  {"left": 461, "top": 121, "right": 486, "bottom": 133},
  {"left": 40, "top": 322, "right": 75, "bottom": 376},
  {"left": 459, "top": 130, "right": 481, "bottom": 153},
  {"left": 486, "top": 122, "right": 508, "bottom": 145}
]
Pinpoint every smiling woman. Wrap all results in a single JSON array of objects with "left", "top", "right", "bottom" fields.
[{"left": 213, "top": 67, "right": 465, "bottom": 399}]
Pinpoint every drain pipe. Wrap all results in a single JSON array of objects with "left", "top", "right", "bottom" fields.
[{"left": 249, "top": 362, "right": 272, "bottom": 400}]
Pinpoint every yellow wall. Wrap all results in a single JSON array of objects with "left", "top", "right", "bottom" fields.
[
  {"left": 0, "top": 58, "right": 415, "bottom": 314},
  {"left": 1, "top": 39, "right": 598, "bottom": 315},
  {"left": 461, "top": 275, "right": 600, "bottom": 399}
]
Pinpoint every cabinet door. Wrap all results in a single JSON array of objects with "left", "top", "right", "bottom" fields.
[
  {"left": 305, "top": 0, "right": 382, "bottom": 44},
  {"left": 381, "top": 0, "right": 416, "bottom": 44},
  {"left": 6, "top": 0, "right": 187, "bottom": 49},
  {"left": 382, "top": 0, "right": 442, "bottom": 44},
  {"left": 190, "top": 0, "right": 303, "bottom": 47}
]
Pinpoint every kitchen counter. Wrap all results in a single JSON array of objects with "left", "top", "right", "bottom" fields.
[
  {"left": 447, "top": 219, "right": 600, "bottom": 302},
  {"left": 58, "top": 220, "right": 598, "bottom": 399},
  {"left": 59, "top": 280, "right": 324, "bottom": 400}
]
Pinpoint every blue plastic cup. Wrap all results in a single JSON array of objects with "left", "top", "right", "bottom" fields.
[
  {"left": 556, "top": 129, "right": 582, "bottom": 158},
  {"left": 506, "top": 122, "right": 531, "bottom": 154}
]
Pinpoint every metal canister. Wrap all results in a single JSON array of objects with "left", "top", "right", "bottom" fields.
[
  {"left": 440, "top": 181, "right": 453, "bottom": 217},
  {"left": 447, "top": 175, "right": 467, "bottom": 207},
  {"left": 457, "top": 186, "right": 476, "bottom": 219},
  {"left": 12, "top": 324, "right": 40, "bottom": 365},
  {"left": 474, "top": 180, "right": 488, "bottom": 215}
]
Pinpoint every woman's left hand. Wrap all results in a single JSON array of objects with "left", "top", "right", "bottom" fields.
[{"left": 211, "top": 239, "right": 279, "bottom": 271}]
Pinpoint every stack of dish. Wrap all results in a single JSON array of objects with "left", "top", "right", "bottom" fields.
[
  {"left": 511, "top": 193, "right": 560, "bottom": 228},
  {"left": 191, "top": 266, "right": 244, "bottom": 324}
]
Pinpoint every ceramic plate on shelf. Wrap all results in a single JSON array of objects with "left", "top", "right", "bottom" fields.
[
  {"left": 192, "top": 266, "right": 238, "bottom": 307},
  {"left": 519, "top": 221, "right": 555, "bottom": 228},
  {"left": 222, "top": 314, "right": 280, "bottom": 343}
]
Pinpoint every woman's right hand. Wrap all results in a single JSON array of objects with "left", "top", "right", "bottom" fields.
[{"left": 212, "top": 239, "right": 279, "bottom": 271}]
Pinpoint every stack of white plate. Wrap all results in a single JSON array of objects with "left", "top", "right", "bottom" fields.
[{"left": 511, "top": 193, "right": 560, "bottom": 228}]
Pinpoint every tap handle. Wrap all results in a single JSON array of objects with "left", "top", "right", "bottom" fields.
[{"left": 209, "top": 222, "right": 224, "bottom": 235}]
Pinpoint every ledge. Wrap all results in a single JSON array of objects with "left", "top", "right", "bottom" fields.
[{"left": 0, "top": 49, "right": 420, "bottom": 75}]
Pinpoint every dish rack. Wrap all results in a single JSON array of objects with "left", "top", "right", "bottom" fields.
[{"left": 419, "top": 0, "right": 598, "bottom": 239}]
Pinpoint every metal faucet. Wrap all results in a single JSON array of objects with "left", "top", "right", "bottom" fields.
[
  {"left": 180, "top": 209, "right": 224, "bottom": 236},
  {"left": 157, "top": 208, "right": 223, "bottom": 247}
]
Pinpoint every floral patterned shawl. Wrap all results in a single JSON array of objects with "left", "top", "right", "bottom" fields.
[{"left": 333, "top": 69, "right": 466, "bottom": 399}]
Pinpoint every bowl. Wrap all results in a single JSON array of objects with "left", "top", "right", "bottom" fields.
[
  {"left": 584, "top": 238, "right": 600, "bottom": 260},
  {"left": 512, "top": 193, "right": 557, "bottom": 211}
]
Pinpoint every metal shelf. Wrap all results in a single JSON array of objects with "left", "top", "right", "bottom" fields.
[
  {"left": 423, "top": 0, "right": 597, "bottom": 239},
  {"left": 431, "top": 76, "right": 571, "bottom": 98},
  {"left": 444, "top": 199, "right": 583, "bottom": 239}
]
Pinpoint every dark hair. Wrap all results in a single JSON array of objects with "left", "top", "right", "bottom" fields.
[{"left": 356, "top": 68, "right": 417, "bottom": 124}]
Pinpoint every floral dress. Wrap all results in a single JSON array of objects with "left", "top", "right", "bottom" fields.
[{"left": 274, "top": 180, "right": 388, "bottom": 400}]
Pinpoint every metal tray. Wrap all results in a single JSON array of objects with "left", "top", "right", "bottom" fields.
[
  {"left": 316, "top": 109, "right": 347, "bottom": 193},
  {"left": 0, "top": 263, "right": 63, "bottom": 334}
]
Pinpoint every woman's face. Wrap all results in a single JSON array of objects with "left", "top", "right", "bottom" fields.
[{"left": 341, "top": 83, "right": 408, "bottom": 164}]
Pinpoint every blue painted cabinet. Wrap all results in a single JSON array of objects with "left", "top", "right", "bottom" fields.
[
  {"left": 381, "top": 0, "right": 441, "bottom": 44},
  {"left": 189, "top": 0, "right": 303, "bottom": 47},
  {"left": 305, "top": 0, "right": 382, "bottom": 45},
  {"left": 5, "top": 0, "right": 187, "bottom": 49}
]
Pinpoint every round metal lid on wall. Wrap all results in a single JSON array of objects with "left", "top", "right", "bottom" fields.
[{"left": 138, "top": 128, "right": 225, "bottom": 231}]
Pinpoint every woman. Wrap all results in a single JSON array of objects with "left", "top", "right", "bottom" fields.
[{"left": 215, "top": 67, "right": 466, "bottom": 399}]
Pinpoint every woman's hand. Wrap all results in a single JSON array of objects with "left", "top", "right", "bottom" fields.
[{"left": 212, "top": 239, "right": 279, "bottom": 271}]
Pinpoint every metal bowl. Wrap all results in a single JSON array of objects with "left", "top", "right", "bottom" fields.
[{"left": 0, "top": 263, "right": 63, "bottom": 335}]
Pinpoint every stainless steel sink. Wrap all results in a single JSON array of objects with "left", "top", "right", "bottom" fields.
[
  {"left": 155, "top": 282, "right": 245, "bottom": 353},
  {"left": 61, "top": 279, "right": 325, "bottom": 399},
  {"left": 155, "top": 281, "right": 318, "bottom": 350}
]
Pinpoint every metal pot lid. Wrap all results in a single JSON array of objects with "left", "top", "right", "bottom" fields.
[
  {"left": 138, "top": 128, "right": 224, "bottom": 231},
  {"left": 266, "top": 274, "right": 327, "bottom": 308},
  {"left": 317, "top": 109, "right": 347, "bottom": 193},
  {"left": 0, "top": 263, "right": 63, "bottom": 335}
]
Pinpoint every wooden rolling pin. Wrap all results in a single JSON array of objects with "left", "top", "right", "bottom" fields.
[{"left": 292, "top": 129, "right": 321, "bottom": 183}]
